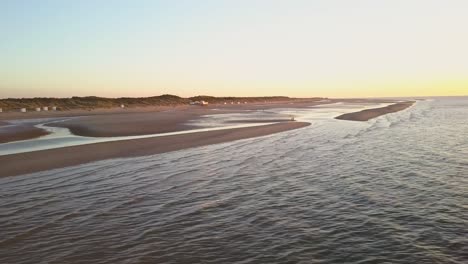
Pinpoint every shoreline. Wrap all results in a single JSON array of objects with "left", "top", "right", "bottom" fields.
[
  {"left": 0, "top": 100, "right": 323, "bottom": 141},
  {"left": 0, "top": 98, "right": 396, "bottom": 142},
  {"left": 335, "top": 101, "right": 415, "bottom": 121},
  {"left": 0, "top": 122, "right": 310, "bottom": 177},
  {"left": 0, "top": 99, "right": 418, "bottom": 177}
]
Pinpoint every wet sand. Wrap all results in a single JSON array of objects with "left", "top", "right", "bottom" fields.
[
  {"left": 0, "top": 98, "right": 395, "bottom": 141},
  {"left": 0, "top": 100, "right": 325, "bottom": 140},
  {"left": 0, "top": 122, "right": 310, "bottom": 177},
  {"left": 46, "top": 100, "right": 325, "bottom": 137},
  {"left": 335, "top": 101, "right": 415, "bottom": 121},
  {"left": 0, "top": 124, "right": 50, "bottom": 144},
  {"left": 50, "top": 110, "right": 202, "bottom": 137}
]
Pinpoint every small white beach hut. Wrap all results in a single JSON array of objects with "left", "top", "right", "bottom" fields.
[
  {"left": 52, "top": 106, "right": 57, "bottom": 111},
  {"left": 43, "top": 106, "right": 48, "bottom": 111},
  {"left": 21, "top": 108, "right": 27, "bottom": 113},
  {"left": 0, "top": 108, "right": 2, "bottom": 113},
  {"left": 35, "top": 107, "right": 41, "bottom": 112},
  {"left": 120, "top": 104, "right": 125, "bottom": 109}
]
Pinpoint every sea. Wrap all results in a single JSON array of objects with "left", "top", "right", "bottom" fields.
[{"left": 0, "top": 97, "right": 467, "bottom": 264}]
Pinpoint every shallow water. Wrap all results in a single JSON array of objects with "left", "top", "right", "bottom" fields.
[{"left": 0, "top": 98, "right": 467, "bottom": 264}]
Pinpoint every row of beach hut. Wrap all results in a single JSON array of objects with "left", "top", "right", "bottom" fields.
[
  {"left": 25, "top": 106, "right": 58, "bottom": 112},
  {"left": 189, "top": 101, "right": 250, "bottom": 106},
  {"left": 224, "top": 101, "right": 248, "bottom": 105},
  {"left": 0, "top": 106, "right": 58, "bottom": 113}
]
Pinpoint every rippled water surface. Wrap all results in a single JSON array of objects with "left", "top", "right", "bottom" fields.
[{"left": 1, "top": 98, "right": 467, "bottom": 264}]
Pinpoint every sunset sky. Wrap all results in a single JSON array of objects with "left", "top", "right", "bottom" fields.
[{"left": 1, "top": 0, "right": 467, "bottom": 98}]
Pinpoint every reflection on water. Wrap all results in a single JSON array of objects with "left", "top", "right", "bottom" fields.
[{"left": 1, "top": 99, "right": 467, "bottom": 264}]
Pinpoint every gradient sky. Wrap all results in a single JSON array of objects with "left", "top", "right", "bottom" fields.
[{"left": 1, "top": 0, "right": 467, "bottom": 98}]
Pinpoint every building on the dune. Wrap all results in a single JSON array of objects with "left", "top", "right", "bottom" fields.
[
  {"left": 43, "top": 106, "right": 48, "bottom": 111},
  {"left": 190, "top": 101, "right": 209, "bottom": 106},
  {"left": 20, "top": 108, "right": 27, "bottom": 113},
  {"left": 35, "top": 107, "right": 41, "bottom": 112}
]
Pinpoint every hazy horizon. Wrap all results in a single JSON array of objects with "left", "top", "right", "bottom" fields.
[
  {"left": 1, "top": 94, "right": 468, "bottom": 101},
  {"left": 1, "top": 0, "right": 467, "bottom": 98}
]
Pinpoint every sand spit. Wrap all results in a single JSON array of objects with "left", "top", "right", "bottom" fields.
[
  {"left": 50, "top": 110, "right": 201, "bottom": 137},
  {"left": 0, "top": 122, "right": 310, "bottom": 177},
  {"left": 0, "top": 124, "right": 50, "bottom": 144},
  {"left": 335, "top": 101, "right": 415, "bottom": 121}
]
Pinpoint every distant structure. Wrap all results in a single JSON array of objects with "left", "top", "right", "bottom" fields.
[
  {"left": 190, "top": 100, "right": 208, "bottom": 106},
  {"left": 43, "top": 106, "right": 48, "bottom": 111},
  {"left": 0, "top": 108, "right": 2, "bottom": 113},
  {"left": 35, "top": 107, "right": 41, "bottom": 112},
  {"left": 120, "top": 104, "right": 125, "bottom": 109},
  {"left": 52, "top": 106, "right": 57, "bottom": 111},
  {"left": 21, "top": 108, "right": 27, "bottom": 113}
]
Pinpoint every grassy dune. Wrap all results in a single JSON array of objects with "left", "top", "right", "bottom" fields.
[{"left": 0, "top": 95, "right": 320, "bottom": 111}]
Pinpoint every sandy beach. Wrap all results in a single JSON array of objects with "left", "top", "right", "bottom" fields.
[
  {"left": 0, "top": 124, "right": 50, "bottom": 144},
  {"left": 335, "top": 101, "right": 415, "bottom": 121},
  {"left": 0, "top": 100, "right": 321, "bottom": 140},
  {"left": 50, "top": 110, "right": 202, "bottom": 137},
  {"left": 0, "top": 122, "right": 310, "bottom": 177},
  {"left": 0, "top": 98, "right": 397, "bottom": 141}
]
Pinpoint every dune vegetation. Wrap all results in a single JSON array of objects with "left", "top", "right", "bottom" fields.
[{"left": 0, "top": 95, "right": 312, "bottom": 111}]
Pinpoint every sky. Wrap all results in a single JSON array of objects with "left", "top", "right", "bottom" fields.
[{"left": 1, "top": 0, "right": 467, "bottom": 98}]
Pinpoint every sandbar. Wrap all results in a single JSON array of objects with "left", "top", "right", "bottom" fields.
[
  {"left": 0, "top": 124, "right": 50, "bottom": 144},
  {"left": 335, "top": 101, "right": 415, "bottom": 121},
  {"left": 0, "top": 122, "right": 310, "bottom": 177}
]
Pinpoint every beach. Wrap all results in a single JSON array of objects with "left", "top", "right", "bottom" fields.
[
  {"left": 0, "top": 100, "right": 321, "bottom": 140},
  {"left": 0, "top": 99, "right": 416, "bottom": 177},
  {"left": 0, "top": 122, "right": 50, "bottom": 144},
  {"left": 0, "top": 122, "right": 309, "bottom": 177},
  {"left": 0, "top": 98, "right": 397, "bottom": 142}
]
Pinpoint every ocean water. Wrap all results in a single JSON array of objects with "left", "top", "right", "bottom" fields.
[{"left": 0, "top": 98, "right": 467, "bottom": 264}]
